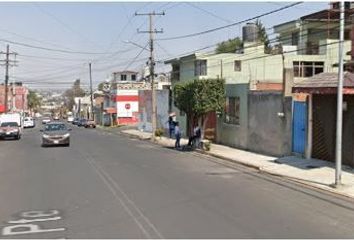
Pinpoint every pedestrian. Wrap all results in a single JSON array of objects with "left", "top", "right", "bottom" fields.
[
  {"left": 195, "top": 125, "right": 201, "bottom": 148},
  {"left": 188, "top": 124, "right": 201, "bottom": 148},
  {"left": 174, "top": 122, "right": 181, "bottom": 149},
  {"left": 167, "top": 115, "right": 175, "bottom": 138}
]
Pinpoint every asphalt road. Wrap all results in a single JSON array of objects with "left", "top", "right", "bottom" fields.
[{"left": 1, "top": 122, "right": 354, "bottom": 238}]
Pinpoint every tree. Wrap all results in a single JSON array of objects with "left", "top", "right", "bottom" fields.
[
  {"left": 215, "top": 37, "right": 243, "bottom": 54},
  {"left": 97, "top": 82, "right": 104, "bottom": 91},
  {"left": 215, "top": 20, "right": 271, "bottom": 54},
  {"left": 173, "top": 79, "right": 225, "bottom": 138},
  {"left": 27, "top": 90, "right": 41, "bottom": 113},
  {"left": 255, "top": 19, "right": 271, "bottom": 53},
  {"left": 64, "top": 79, "right": 86, "bottom": 111}
]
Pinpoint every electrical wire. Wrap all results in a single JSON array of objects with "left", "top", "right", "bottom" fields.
[
  {"left": 185, "top": 2, "right": 233, "bottom": 24},
  {"left": 124, "top": 42, "right": 149, "bottom": 71},
  {"left": 157, "top": 2, "right": 303, "bottom": 41}
]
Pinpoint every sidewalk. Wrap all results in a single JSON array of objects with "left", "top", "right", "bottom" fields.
[{"left": 101, "top": 127, "right": 354, "bottom": 199}]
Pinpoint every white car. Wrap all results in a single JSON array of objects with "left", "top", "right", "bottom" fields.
[
  {"left": 42, "top": 117, "right": 51, "bottom": 124},
  {"left": 23, "top": 117, "right": 35, "bottom": 128},
  {"left": 67, "top": 116, "right": 74, "bottom": 122}
]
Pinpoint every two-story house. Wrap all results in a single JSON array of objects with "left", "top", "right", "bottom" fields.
[{"left": 166, "top": 3, "right": 353, "bottom": 158}]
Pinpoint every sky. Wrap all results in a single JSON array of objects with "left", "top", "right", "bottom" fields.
[{"left": 0, "top": 1, "right": 329, "bottom": 91}]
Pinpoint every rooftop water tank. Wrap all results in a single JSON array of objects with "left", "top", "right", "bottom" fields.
[{"left": 242, "top": 22, "right": 258, "bottom": 43}]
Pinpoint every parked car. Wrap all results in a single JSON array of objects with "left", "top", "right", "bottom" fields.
[
  {"left": 84, "top": 119, "right": 96, "bottom": 128},
  {"left": 42, "top": 117, "right": 51, "bottom": 124},
  {"left": 72, "top": 118, "right": 80, "bottom": 125},
  {"left": 77, "top": 118, "right": 87, "bottom": 127},
  {"left": 53, "top": 115, "right": 60, "bottom": 120},
  {"left": 23, "top": 117, "right": 35, "bottom": 128},
  {"left": 0, "top": 122, "right": 21, "bottom": 140},
  {"left": 41, "top": 122, "right": 71, "bottom": 147},
  {"left": 67, "top": 116, "right": 74, "bottom": 123}
]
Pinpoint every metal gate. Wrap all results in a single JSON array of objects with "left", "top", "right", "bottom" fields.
[{"left": 292, "top": 101, "right": 307, "bottom": 155}]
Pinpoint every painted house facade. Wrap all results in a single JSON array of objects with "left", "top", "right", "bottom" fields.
[{"left": 165, "top": 4, "right": 353, "bottom": 157}]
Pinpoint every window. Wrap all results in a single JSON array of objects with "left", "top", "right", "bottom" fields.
[
  {"left": 194, "top": 60, "right": 207, "bottom": 76},
  {"left": 131, "top": 74, "right": 136, "bottom": 81},
  {"left": 120, "top": 74, "right": 127, "bottom": 81},
  {"left": 172, "top": 65, "right": 180, "bottom": 81},
  {"left": 293, "top": 61, "right": 324, "bottom": 78},
  {"left": 224, "top": 97, "right": 240, "bottom": 125},
  {"left": 234, "top": 60, "right": 241, "bottom": 71},
  {"left": 291, "top": 32, "right": 299, "bottom": 46}
]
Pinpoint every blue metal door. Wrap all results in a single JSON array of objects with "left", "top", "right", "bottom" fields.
[{"left": 292, "top": 101, "right": 307, "bottom": 154}]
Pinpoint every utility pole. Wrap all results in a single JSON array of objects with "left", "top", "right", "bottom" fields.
[
  {"left": 0, "top": 45, "right": 18, "bottom": 113},
  {"left": 335, "top": 1, "right": 345, "bottom": 187},
  {"left": 136, "top": 11, "right": 164, "bottom": 140},
  {"left": 89, "top": 62, "right": 94, "bottom": 120}
]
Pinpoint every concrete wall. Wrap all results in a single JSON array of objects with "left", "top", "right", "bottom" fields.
[
  {"left": 217, "top": 84, "right": 249, "bottom": 149},
  {"left": 138, "top": 89, "right": 169, "bottom": 133},
  {"left": 217, "top": 87, "right": 292, "bottom": 157},
  {"left": 247, "top": 92, "right": 292, "bottom": 156}
]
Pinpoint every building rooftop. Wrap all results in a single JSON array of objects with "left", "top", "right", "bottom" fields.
[{"left": 293, "top": 72, "right": 354, "bottom": 94}]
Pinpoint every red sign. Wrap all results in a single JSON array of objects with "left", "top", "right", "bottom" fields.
[{"left": 125, "top": 103, "right": 131, "bottom": 110}]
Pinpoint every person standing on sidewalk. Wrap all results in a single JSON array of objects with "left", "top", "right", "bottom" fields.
[
  {"left": 167, "top": 116, "right": 175, "bottom": 138},
  {"left": 174, "top": 122, "right": 181, "bottom": 149}
]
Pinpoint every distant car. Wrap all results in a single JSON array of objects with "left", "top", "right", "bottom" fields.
[
  {"left": 72, "top": 118, "right": 80, "bottom": 125},
  {"left": 77, "top": 118, "right": 87, "bottom": 127},
  {"left": 53, "top": 115, "right": 60, "bottom": 120},
  {"left": 23, "top": 117, "right": 35, "bottom": 128},
  {"left": 42, "top": 117, "right": 51, "bottom": 124},
  {"left": 0, "top": 122, "right": 21, "bottom": 140},
  {"left": 41, "top": 122, "right": 71, "bottom": 147},
  {"left": 67, "top": 116, "right": 74, "bottom": 123},
  {"left": 84, "top": 119, "right": 96, "bottom": 128}
]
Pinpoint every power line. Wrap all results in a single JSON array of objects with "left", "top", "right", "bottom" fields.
[
  {"left": 185, "top": 2, "right": 233, "bottom": 24},
  {"left": 158, "top": 19, "right": 339, "bottom": 64},
  {"left": 124, "top": 42, "right": 149, "bottom": 71},
  {"left": 157, "top": 2, "right": 303, "bottom": 41},
  {"left": 0, "top": 27, "right": 78, "bottom": 51},
  {"left": 0, "top": 38, "right": 112, "bottom": 55},
  {"left": 33, "top": 3, "right": 105, "bottom": 50}
]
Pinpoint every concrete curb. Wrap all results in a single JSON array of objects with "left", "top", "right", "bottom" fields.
[
  {"left": 258, "top": 168, "right": 354, "bottom": 200},
  {"left": 97, "top": 127, "right": 354, "bottom": 200},
  {"left": 195, "top": 149, "right": 262, "bottom": 171}
]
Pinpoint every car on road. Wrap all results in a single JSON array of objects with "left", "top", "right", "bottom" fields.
[
  {"left": 84, "top": 119, "right": 96, "bottom": 128},
  {"left": 23, "top": 117, "right": 35, "bottom": 128},
  {"left": 72, "top": 117, "right": 80, "bottom": 125},
  {"left": 42, "top": 117, "right": 51, "bottom": 124},
  {"left": 77, "top": 118, "right": 87, "bottom": 127},
  {"left": 41, "top": 122, "right": 71, "bottom": 147},
  {"left": 67, "top": 116, "right": 74, "bottom": 123},
  {"left": 0, "top": 122, "right": 21, "bottom": 140}
]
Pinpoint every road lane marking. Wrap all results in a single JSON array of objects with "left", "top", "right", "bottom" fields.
[
  {"left": 8, "top": 216, "right": 61, "bottom": 224},
  {"left": 82, "top": 152, "right": 163, "bottom": 239},
  {"left": 21, "top": 210, "right": 60, "bottom": 218},
  {"left": 1, "top": 210, "right": 66, "bottom": 237},
  {"left": 2, "top": 224, "right": 65, "bottom": 236}
]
